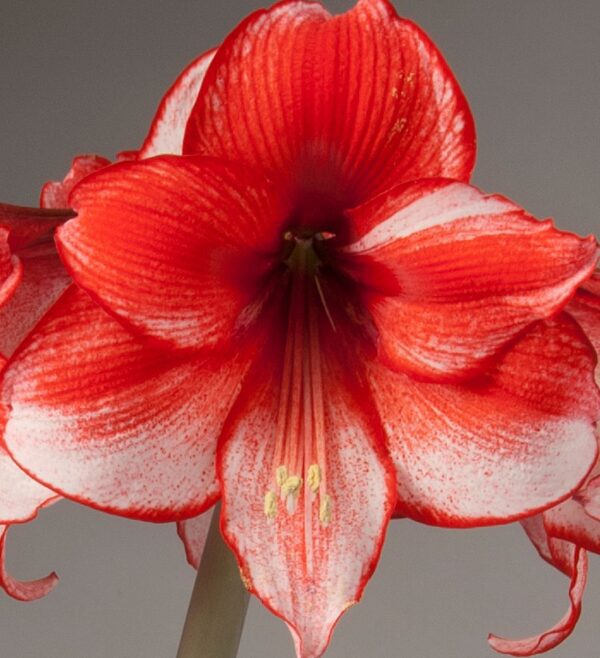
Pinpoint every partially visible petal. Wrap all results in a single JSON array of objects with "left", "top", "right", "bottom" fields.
[
  {"left": 576, "top": 475, "right": 600, "bottom": 521},
  {"left": 543, "top": 486, "right": 600, "bottom": 555},
  {"left": 185, "top": 0, "right": 475, "bottom": 208},
  {"left": 176, "top": 510, "right": 212, "bottom": 569},
  {"left": 566, "top": 272, "right": 600, "bottom": 381},
  {"left": 0, "top": 245, "right": 70, "bottom": 357},
  {"left": 0, "top": 204, "right": 74, "bottom": 252},
  {"left": 40, "top": 154, "right": 111, "bottom": 209},
  {"left": 218, "top": 326, "right": 395, "bottom": 658},
  {"left": 370, "top": 316, "right": 599, "bottom": 526},
  {"left": 489, "top": 517, "right": 586, "bottom": 656},
  {"left": 0, "top": 445, "right": 59, "bottom": 525},
  {"left": 0, "top": 524, "right": 58, "bottom": 601},
  {"left": 0, "top": 433, "right": 59, "bottom": 600},
  {"left": 0, "top": 227, "right": 22, "bottom": 306},
  {"left": 139, "top": 49, "right": 218, "bottom": 159},
  {"left": 58, "top": 156, "right": 290, "bottom": 351},
  {"left": 2, "top": 287, "right": 256, "bottom": 521},
  {"left": 344, "top": 179, "right": 598, "bottom": 381}
]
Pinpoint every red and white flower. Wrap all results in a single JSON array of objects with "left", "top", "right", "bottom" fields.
[{"left": 0, "top": 155, "right": 108, "bottom": 599}]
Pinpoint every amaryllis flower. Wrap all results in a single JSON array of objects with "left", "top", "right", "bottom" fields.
[
  {"left": 0, "top": 156, "right": 105, "bottom": 599},
  {"left": 490, "top": 271, "right": 600, "bottom": 656},
  {"left": 1, "top": 1, "right": 598, "bottom": 657}
]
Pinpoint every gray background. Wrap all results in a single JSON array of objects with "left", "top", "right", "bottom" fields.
[{"left": 1, "top": 1, "right": 599, "bottom": 656}]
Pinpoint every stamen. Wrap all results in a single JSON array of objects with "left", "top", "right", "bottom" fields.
[
  {"left": 264, "top": 231, "right": 334, "bottom": 527},
  {"left": 276, "top": 465, "right": 288, "bottom": 487},
  {"left": 315, "top": 274, "right": 337, "bottom": 332},
  {"left": 319, "top": 494, "right": 332, "bottom": 526},
  {"left": 281, "top": 475, "right": 302, "bottom": 498},
  {"left": 307, "top": 464, "right": 321, "bottom": 493}
]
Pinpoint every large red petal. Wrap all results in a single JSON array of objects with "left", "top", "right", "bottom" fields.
[
  {"left": 185, "top": 0, "right": 475, "bottom": 207},
  {"left": 2, "top": 287, "right": 255, "bottom": 521},
  {"left": 343, "top": 179, "right": 598, "bottom": 381},
  {"left": 218, "top": 326, "right": 395, "bottom": 658},
  {"left": 489, "top": 517, "right": 586, "bottom": 656},
  {"left": 139, "top": 49, "right": 218, "bottom": 159},
  {"left": 58, "top": 156, "right": 290, "bottom": 351},
  {"left": 369, "top": 316, "right": 599, "bottom": 526}
]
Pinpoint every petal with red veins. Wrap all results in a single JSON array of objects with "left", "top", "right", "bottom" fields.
[
  {"left": 0, "top": 227, "right": 22, "bottom": 306},
  {"left": 139, "top": 49, "right": 218, "bottom": 159},
  {"left": 368, "top": 316, "right": 599, "bottom": 526},
  {"left": 0, "top": 524, "right": 58, "bottom": 601},
  {"left": 2, "top": 286, "right": 256, "bottom": 521},
  {"left": 343, "top": 179, "right": 598, "bottom": 381},
  {"left": 185, "top": 0, "right": 475, "bottom": 208},
  {"left": 40, "top": 154, "right": 111, "bottom": 209},
  {"left": 58, "top": 156, "right": 290, "bottom": 351},
  {"left": 218, "top": 330, "right": 395, "bottom": 658},
  {"left": 176, "top": 510, "right": 212, "bottom": 569},
  {"left": 0, "top": 245, "right": 70, "bottom": 358},
  {"left": 489, "top": 517, "right": 586, "bottom": 656}
]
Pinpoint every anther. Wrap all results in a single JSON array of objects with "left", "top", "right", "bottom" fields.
[
  {"left": 281, "top": 475, "right": 302, "bottom": 498},
  {"left": 319, "top": 494, "right": 332, "bottom": 526},
  {"left": 276, "top": 465, "right": 288, "bottom": 488},
  {"left": 307, "top": 464, "right": 322, "bottom": 493}
]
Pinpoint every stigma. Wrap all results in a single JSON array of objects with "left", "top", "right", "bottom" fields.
[{"left": 264, "top": 231, "right": 334, "bottom": 527}]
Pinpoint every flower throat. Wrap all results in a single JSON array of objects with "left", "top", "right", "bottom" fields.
[{"left": 264, "top": 231, "right": 335, "bottom": 527}]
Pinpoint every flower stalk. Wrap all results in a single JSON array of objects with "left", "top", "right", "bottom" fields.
[{"left": 177, "top": 503, "right": 249, "bottom": 658}]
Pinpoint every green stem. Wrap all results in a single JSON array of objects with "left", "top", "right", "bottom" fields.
[{"left": 176, "top": 503, "right": 250, "bottom": 658}]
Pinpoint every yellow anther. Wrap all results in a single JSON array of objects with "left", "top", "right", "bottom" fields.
[
  {"left": 276, "top": 465, "right": 288, "bottom": 487},
  {"left": 264, "top": 490, "right": 277, "bottom": 520},
  {"left": 307, "top": 464, "right": 322, "bottom": 493},
  {"left": 281, "top": 475, "right": 302, "bottom": 498},
  {"left": 319, "top": 494, "right": 332, "bottom": 525}
]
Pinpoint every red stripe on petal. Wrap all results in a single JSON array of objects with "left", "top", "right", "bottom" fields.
[
  {"left": 371, "top": 317, "right": 599, "bottom": 526},
  {"left": 2, "top": 287, "right": 255, "bottom": 521},
  {"left": 185, "top": 0, "right": 474, "bottom": 207},
  {"left": 344, "top": 179, "right": 598, "bottom": 381},
  {"left": 139, "top": 49, "right": 218, "bottom": 159},
  {"left": 58, "top": 156, "right": 290, "bottom": 352}
]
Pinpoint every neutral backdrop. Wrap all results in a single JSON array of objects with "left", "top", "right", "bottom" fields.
[{"left": 1, "top": 1, "right": 599, "bottom": 657}]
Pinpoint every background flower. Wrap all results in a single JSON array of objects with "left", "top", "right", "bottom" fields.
[{"left": 0, "top": 2, "right": 598, "bottom": 657}]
